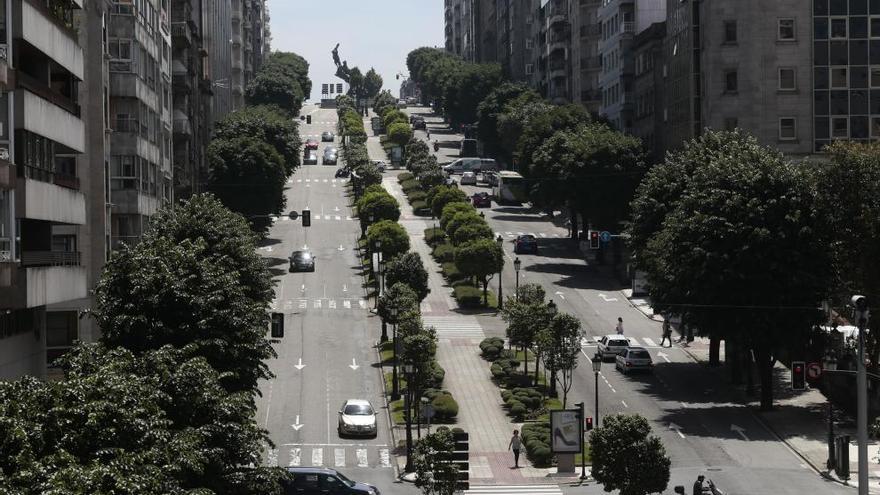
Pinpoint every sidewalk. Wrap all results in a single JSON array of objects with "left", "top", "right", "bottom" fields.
[{"left": 625, "top": 290, "right": 880, "bottom": 492}]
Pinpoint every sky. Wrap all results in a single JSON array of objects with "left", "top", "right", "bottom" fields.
[{"left": 265, "top": 0, "right": 445, "bottom": 102}]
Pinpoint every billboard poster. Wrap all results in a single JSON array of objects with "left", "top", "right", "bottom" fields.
[{"left": 550, "top": 409, "right": 582, "bottom": 453}]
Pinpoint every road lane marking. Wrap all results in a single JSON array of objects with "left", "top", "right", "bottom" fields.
[
  {"left": 299, "top": 299, "right": 307, "bottom": 309},
  {"left": 312, "top": 448, "right": 323, "bottom": 466},
  {"left": 598, "top": 293, "right": 619, "bottom": 302},
  {"left": 357, "top": 448, "right": 369, "bottom": 467},
  {"left": 379, "top": 448, "right": 391, "bottom": 468},
  {"left": 334, "top": 448, "right": 345, "bottom": 467},
  {"left": 314, "top": 299, "right": 322, "bottom": 309},
  {"left": 344, "top": 300, "right": 351, "bottom": 309},
  {"left": 643, "top": 338, "right": 657, "bottom": 347},
  {"left": 539, "top": 233, "right": 547, "bottom": 237},
  {"left": 359, "top": 300, "right": 367, "bottom": 309},
  {"left": 328, "top": 300, "right": 337, "bottom": 309},
  {"left": 621, "top": 400, "right": 628, "bottom": 408},
  {"left": 289, "top": 447, "right": 301, "bottom": 466},
  {"left": 267, "top": 448, "right": 278, "bottom": 466},
  {"left": 669, "top": 423, "right": 686, "bottom": 439}
]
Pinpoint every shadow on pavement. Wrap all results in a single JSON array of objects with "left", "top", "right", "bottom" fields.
[
  {"left": 492, "top": 214, "right": 551, "bottom": 223},
  {"left": 263, "top": 256, "right": 289, "bottom": 268},
  {"left": 258, "top": 238, "right": 282, "bottom": 247}
]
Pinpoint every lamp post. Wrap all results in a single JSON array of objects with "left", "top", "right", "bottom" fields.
[
  {"left": 592, "top": 352, "right": 602, "bottom": 428},
  {"left": 403, "top": 363, "right": 415, "bottom": 473},
  {"left": 496, "top": 235, "right": 504, "bottom": 310},
  {"left": 513, "top": 257, "right": 521, "bottom": 300},
  {"left": 373, "top": 241, "right": 382, "bottom": 310},
  {"left": 391, "top": 307, "right": 400, "bottom": 401},
  {"left": 547, "top": 300, "right": 558, "bottom": 396},
  {"left": 853, "top": 295, "right": 870, "bottom": 495},
  {"left": 824, "top": 353, "right": 838, "bottom": 472}
]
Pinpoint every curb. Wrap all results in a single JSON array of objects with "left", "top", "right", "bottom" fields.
[{"left": 374, "top": 339, "right": 402, "bottom": 481}]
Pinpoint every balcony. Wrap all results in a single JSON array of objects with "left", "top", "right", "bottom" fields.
[
  {"left": 0, "top": 159, "right": 14, "bottom": 190},
  {"left": 0, "top": 263, "right": 87, "bottom": 308},
  {"left": 21, "top": 251, "right": 81, "bottom": 267},
  {"left": 18, "top": 0, "right": 84, "bottom": 81},
  {"left": 232, "top": 57, "right": 243, "bottom": 71},
  {"left": 173, "top": 111, "right": 192, "bottom": 136},
  {"left": 621, "top": 21, "right": 635, "bottom": 37},
  {"left": 15, "top": 169, "right": 86, "bottom": 224},
  {"left": 15, "top": 89, "right": 85, "bottom": 154},
  {"left": 171, "top": 22, "right": 192, "bottom": 46},
  {"left": 16, "top": 70, "right": 80, "bottom": 118}
]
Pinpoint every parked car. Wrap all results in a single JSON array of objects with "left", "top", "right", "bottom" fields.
[
  {"left": 335, "top": 168, "right": 350, "bottom": 178},
  {"left": 442, "top": 158, "right": 497, "bottom": 175},
  {"left": 397, "top": 99, "right": 407, "bottom": 108},
  {"left": 303, "top": 150, "right": 318, "bottom": 165},
  {"left": 597, "top": 334, "right": 631, "bottom": 360},
  {"left": 282, "top": 468, "right": 380, "bottom": 495},
  {"left": 305, "top": 138, "right": 319, "bottom": 150},
  {"left": 483, "top": 171, "right": 499, "bottom": 186},
  {"left": 513, "top": 234, "right": 538, "bottom": 254},
  {"left": 322, "top": 153, "right": 337, "bottom": 165},
  {"left": 337, "top": 399, "right": 378, "bottom": 437},
  {"left": 472, "top": 192, "right": 492, "bottom": 208},
  {"left": 411, "top": 117, "right": 426, "bottom": 129},
  {"left": 459, "top": 138, "right": 479, "bottom": 157},
  {"left": 615, "top": 346, "right": 654, "bottom": 374},
  {"left": 321, "top": 131, "right": 335, "bottom": 142},
  {"left": 289, "top": 250, "right": 316, "bottom": 272},
  {"left": 459, "top": 171, "right": 477, "bottom": 185}
]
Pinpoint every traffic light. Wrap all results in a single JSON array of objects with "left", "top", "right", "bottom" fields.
[
  {"left": 585, "top": 416, "right": 594, "bottom": 431},
  {"left": 588, "top": 230, "right": 600, "bottom": 249},
  {"left": 791, "top": 361, "right": 806, "bottom": 390},
  {"left": 306, "top": 115, "right": 312, "bottom": 124},
  {"left": 270, "top": 312, "right": 284, "bottom": 339},
  {"left": 288, "top": 211, "right": 299, "bottom": 221},
  {"left": 852, "top": 295, "right": 870, "bottom": 327},
  {"left": 302, "top": 209, "right": 311, "bottom": 227}
]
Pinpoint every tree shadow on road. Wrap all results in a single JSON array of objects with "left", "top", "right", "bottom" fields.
[{"left": 257, "top": 238, "right": 282, "bottom": 248}]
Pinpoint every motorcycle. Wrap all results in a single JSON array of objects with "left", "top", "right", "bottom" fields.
[{"left": 433, "top": 141, "right": 439, "bottom": 152}]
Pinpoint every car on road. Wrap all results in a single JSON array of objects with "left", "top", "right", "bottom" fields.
[
  {"left": 282, "top": 467, "right": 380, "bottom": 495},
  {"left": 397, "top": 99, "right": 407, "bottom": 108},
  {"left": 472, "top": 192, "right": 492, "bottom": 208},
  {"left": 371, "top": 160, "right": 386, "bottom": 173},
  {"left": 513, "top": 234, "right": 538, "bottom": 254},
  {"left": 323, "top": 147, "right": 338, "bottom": 165},
  {"left": 337, "top": 399, "right": 377, "bottom": 437},
  {"left": 321, "top": 131, "right": 335, "bottom": 142},
  {"left": 305, "top": 138, "right": 319, "bottom": 150},
  {"left": 459, "top": 138, "right": 478, "bottom": 157},
  {"left": 597, "top": 334, "right": 631, "bottom": 360},
  {"left": 459, "top": 171, "right": 477, "bottom": 185},
  {"left": 303, "top": 150, "right": 318, "bottom": 165},
  {"left": 411, "top": 116, "right": 426, "bottom": 129},
  {"left": 335, "top": 168, "right": 350, "bottom": 178},
  {"left": 289, "top": 250, "right": 315, "bottom": 272},
  {"left": 442, "top": 158, "right": 497, "bottom": 175},
  {"left": 615, "top": 346, "right": 653, "bottom": 374},
  {"left": 483, "top": 170, "right": 499, "bottom": 186},
  {"left": 444, "top": 177, "right": 457, "bottom": 187}
]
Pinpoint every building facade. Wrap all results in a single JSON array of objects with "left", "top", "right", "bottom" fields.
[
  {"left": 230, "top": 0, "right": 269, "bottom": 110},
  {"left": 570, "top": 0, "right": 602, "bottom": 112},
  {"left": 537, "top": 0, "right": 572, "bottom": 104},
  {"left": 631, "top": 21, "right": 665, "bottom": 160}
]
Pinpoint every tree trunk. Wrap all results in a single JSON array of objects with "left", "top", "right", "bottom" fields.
[
  {"left": 755, "top": 348, "right": 774, "bottom": 411},
  {"left": 534, "top": 352, "right": 540, "bottom": 387},
  {"left": 569, "top": 207, "right": 578, "bottom": 239},
  {"left": 709, "top": 336, "right": 721, "bottom": 366},
  {"left": 550, "top": 370, "right": 558, "bottom": 397},
  {"left": 481, "top": 280, "right": 488, "bottom": 306},
  {"left": 728, "top": 338, "right": 742, "bottom": 385},
  {"left": 522, "top": 345, "right": 529, "bottom": 380},
  {"left": 745, "top": 346, "right": 756, "bottom": 397}
]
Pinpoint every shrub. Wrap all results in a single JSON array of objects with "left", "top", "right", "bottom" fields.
[
  {"left": 446, "top": 211, "right": 484, "bottom": 239},
  {"left": 424, "top": 227, "right": 445, "bottom": 245},
  {"left": 388, "top": 122, "right": 413, "bottom": 147},
  {"left": 431, "top": 187, "right": 470, "bottom": 218},
  {"left": 366, "top": 220, "right": 410, "bottom": 258},
  {"left": 441, "top": 262, "right": 465, "bottom": 283},
  {"left": 425, "top": 360, "right": 446, "bottom": 389},
  {"left": 454, "top": 285, "right": 484, "bottom": 308},
  {"left": 490, "top": 357, "right": 521, "bottom": 385},
  {"left": 412, "top": 200, "right": 430, "bottom": 216},
  {"left": 407, "top": 190, "right": 427, "bottom": 203},
  {"left": 401, "top": 179, "right": 421, "bottom": 193},
  {"left": 398, "top": 172, "right": 414, "bottom": 183},
  {"left": 501, "top": 387, "right": 544, "bottom": 415},
  {"left": 452, "top": 222, "right": 494, "bottom": 246},
  {"left": 432, "top": 393, "right": 459, "bottom": 421},
  {"left": 432, "top": 242, "right": 456, "bottom": 263},
  {"left": 364, "top": 184, "right": 386, "bottom": 196},
  {"left": 479, "top": 337, "right": 505, "bottom": 361},
  {"left": 440, "top": 202, "right": 476, "bottom": 230},
  {"left": 521, "top": 422, "right": 554, "bottom": 467}
]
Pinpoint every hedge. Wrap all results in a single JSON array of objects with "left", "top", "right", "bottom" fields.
[
  {"left": 401, "top": 179, "right": 421, "bottom": 193},
  {"left": 521, "top": 422, "right": 554, "bottom": 467},
  {"left": 424, "top": 227, "right": 445, "bottom": 245},
  {"left": 500, "top": 387, "right": 544, "bottom": 421},
  {"left": 490, "top": 357, "right": 520, "bottom": 386},
  {"left": 479, "top": 337, "right": 505, "bottom": 361},
  {"left": 407, "top": 190, "right": 427, "bottom": 203},
  {"left": 398, "top": 172, "right": 414, "bottom": 183},
  {"left": 431, "top": 392, "right": 459, "bottom": 422},
  {"left": 432, "top": 242, "right": 455, "bottom": 263},
  {"left": 453, "top": 285, "right": 483, "bottom": 308},
  {"left": 411, "top": 200, "right": 430, "bottom": 216}
]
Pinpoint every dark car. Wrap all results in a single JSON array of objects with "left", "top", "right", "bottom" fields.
[
  {"left": 282, "top": 467, "right": 379, "bottom": 495},
  {"left": 321, "top": 131, "right": 335, "bottom": 142},
  {"left": 303, "top": 150, "right": 318, "bottom": 165},
  {"left": 335, "top": 168, "right": 350, "bottom": 178},
  {"left": 289, "top": 251, "right": 316, "bottom": 272},
  {"left": 323, "top": 147, "right": 338, "bottom": 165},
  {"left": 513, "top": 234, "right": 538, "bottom": 254},
  {"left": 411, "top": 117, "right": 426, "bottom": 129},
  {"left": 305, "top": 138, "right": 319, "bottom": 150},
  {"left": 472, "top": 192, "right": 492, "bottom": 208}
]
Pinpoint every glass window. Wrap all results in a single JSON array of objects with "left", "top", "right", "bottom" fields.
[
  {"left": 831, "top": 0, "right": 849, "bottom": 15},
  {"left": 832, "top": 116, "right": 850, "bottom": 137},
  {"left": 852, "top": 40, "right": 870, "bottom": 64},
  {"left": 832, "top": 66, "right": 849, "bottom": 87},
  {"left": 831, "top": 40, "right": 850, "bottom": 64},
  {"left": 779, "top": 118, "right": 797, "bottom": 140},
  {"left": 816, "top": 41, "right": 830, "bottom": 65},
  {"left": 831, "top": 17, "right": 849, "bottom": 38},
  {"left": 871, "top": 116, "right": 880, "bottom": 137},
  {"left": 852, "top": 89, "right": 869, "bottom": 113},
  {"left": 725, "top": 70, "right": 738, "bottom": 92},
  {"left": 724, "top": 20, "right": 737, "bottom": 43},
  {"left": 852, "top": 0, "right": 869, "bottom": 15},
  {"left": 872, "top": 17, "right": 880, "bottom": 37},
  {"left": 832, "top": 90, "right": 850, "bottom": 114},
  {"left": 778, "top": 19, "right": 796, "bottom": 40},
  {"left": 816, "top": 91, "right": 830, "bottom": 115},
  {"left": 871, "top": 89, "right": 880, "bottom": 113},
  {"left": 852, "top": 66, "right": 870, "bottom": 87},
  {"left": 46, "top": 312, "right": 77, "bottom": 348},
  {"left": 817, "top": 0, "right": 830, "bottom": 14},
  {"left": 779, "top": 68, "right": 797, "bottom": 89},
  {"left": 852, "top": 16, "right": 869, "bottom": 38},
  {"left": 852, "top": 115, "right": 870, "bottom": 137},
  {"left": 816, "top": 67, "right": 830, "bottom": 89},
  {"left": 873, "top": 0, "right": 880, "bottom": 14},
  {"left": 816, "top": 117, "right": 831, "bottom": 139},
  {"left": 816, "top": 18, "right": 830, "bottom": 40},
  {"left": 872, "top": 66, "right": 880, "bottom": 87}
]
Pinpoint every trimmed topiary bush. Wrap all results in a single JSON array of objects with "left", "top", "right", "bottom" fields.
[
  {"left": 398, "top": 172, "right": 414, "bottom": 183},
  {"left": 441, "top": 262, "right": 465, "bottom": 283},
  {"left": 432, "top": 393, "right": 459, "bottom": 421},
  {"left": 424, "top": 227, "right": 445, "bottom": 245},
  {"left": 432, "top": 242, "right": 455, "bottom": 263},
  {"left": 401, "top": 178, "right": 421, "bottom": 193},
  {"left": 479, "top": 336, "right": 505, "bottom": 361},
  {"left": 453, "top": 285, "right": 483, "bottom": 308},
  {"left": 412, "top": 200, "right": 431, "bottom": 216},
  {"left": 407, "top": 190, "right": 427, "bottom": 203},
  {"left": 521, "top": 422, "right": 554, "bottom": 467}
]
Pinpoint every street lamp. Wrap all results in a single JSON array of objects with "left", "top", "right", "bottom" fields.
[
  {"left": 391, "top": 307, "right": 400, "bottom": 401},
  {"left": 513, "top": 257, "right": 522, "bottom": 300},
  {"left": 373, "top": 241, "right": 383, "bottom": 310},
  {"left": 547, "top": 300, "right": 559, "bottom": 396},
  {"left": 403, "top": 363, "right": 415, "bottom": 473},
  {"left": 592, "top": 352, "right": 602, "bottom": 429},
  {"left": 824, "top": 353, "right": 838, "bottom": 472},
  {"left": 496, "top": 235, "right": 504, "bottom": 310}
]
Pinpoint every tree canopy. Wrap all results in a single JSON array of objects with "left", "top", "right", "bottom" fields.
[
  {"left": 213, "top": 105, "right": 302, "bottom": 174},
  {"left": 590, "top": 414, "right": 670, "bottom": 495},
  {"left": 364, "top": 68, "right": 383, "bottom": 98},
  {"left": 367, "top": 220, "right": 411, "bottom": 259},
  {"left": 454, "top": 239, "right": 504, "bottom": 305},
  {"left": 385, "top": 252, "right": 430, "bottom": 302},
  {"left": 246, "top": 51, "right": 311, "bottom": 115}
]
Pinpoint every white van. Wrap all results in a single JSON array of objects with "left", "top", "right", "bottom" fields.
[{"left": 442, "top": 158, "right": 498, "bottom": 175}]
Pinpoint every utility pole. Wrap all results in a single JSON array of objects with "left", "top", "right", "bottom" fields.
[{"left": 853, "top": 295, "right": 870, "bottom": 495}]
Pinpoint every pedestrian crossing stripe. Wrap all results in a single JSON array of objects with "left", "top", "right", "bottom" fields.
[
  {"left": 423, "top": 316, "right": 485, "bottom": 339},
  {"left": 288, "top": 447, "right": 300, "bottom": 467},
  {"left": 279, "top": 447, "right": 392, "bottom": 469},
  {"left": 464, "top": 485, "right": 563, "bottom": 494},
  {"left": 311, "top": 448, "right": 322, "bottom": 466},
  {"left": 343, "top": 300, "right": 351, "bottom": 309},
  {"left": 273, "top": 299, "right": 368, "bottom": 311},
  {"left": 334, "top": 448, "right": 345, "bottom": 467},
  {"left": 581, "top": 336, "right": 671, "bottom": 349}
]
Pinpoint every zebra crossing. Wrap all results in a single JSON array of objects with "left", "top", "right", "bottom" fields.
[
  {"left": 423, "top": 316, "right": 485, "bottom": 339},
  {"left": 581, "top": 335, "right": 669, "bottom": 349},
  {"left": 464, "top": 485, "right": 563, "bottom": 494},
  {"left": 270, "top": 445, "right": 392, "bottom": 469},
  {"left": 272, "top": 298, "right": 368, "bottom": 312},
  {"left": 496, "top": 231, "right": 565, "bottom": 239},
  {"left": 274, "top": 214, "right": 354, "bottom": 222}
]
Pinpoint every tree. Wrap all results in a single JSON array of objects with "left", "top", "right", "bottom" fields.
[
  {"left": 476, "top": 82, "right": 540, "bottom": 159},
  {"left": 94, "top": 194, "right": 277, "bottom": 396},
  {"left": 388, "top": 122, "right": 414, "bottom": 147},
  {"left": 357, "top": 190, "right": 401, "bottom": 233},
  {"left": 348, "top": 66, "right": 364, "bottom": 97},
  {"left": 497, "top": 98, "right": 551, "bottom": 165},
  {"left": 206, "top": 135, "right": 287, "bottom": 231},
  {"left": 246, "top": 51, "right": 311, "bottom": 116},
  {"left": 440, "top": 201, "right": 475, "bottom": 230},
  {"left": 378, "top": 282, "right": 419, "bottom": 324},
  {"left": 413, "top": 428, "right": 461, "bottom": 495},
  {"left": 431, "top": 187, "right": 469, "bottom": 218},
  {"left": 445, "top": 63, "right": 503, "bottom": 127},
  {"left": 630, "top": 130, "right": 831, "bottom": 410},
  {"left": 367, "top": 220, "right": 411, "bottom": 259},
  {"left": 364, "top": 68, "right": 384, "bottom": 99},
  {"left": 589, "top": 414, "right": 670, "bottom": 495},
  {"left": 537, "top": 313, "right": 583, "bottom": 406},
  {"left": 402, "top": 332, "right": 439, "bottom": 400},
  {"left": 445, "top": 211, "right": 485, "bottom": 239},
  {"left": 373, "top": 90, "right": 397, "bottom": 114},
  {"left": 454, "top": 239, "right": 504, "bottom": 306},
  {"left": 385, "top": 252, "right": 430, "bottom": 302},
  {"left": 212, "top": 105, "right": 302, "bottom": 174},
  {"left": 452, "top": 222, "right": 493, "bottom": 246},
  {"left": 502, "top": 295, "right": 551, "bottom": 384},
  {"left": 418, "top": 168, "right": 446, "bottom": 190},
  {"left": 352, "top": 162, "right": 383, "bottom": 193}
]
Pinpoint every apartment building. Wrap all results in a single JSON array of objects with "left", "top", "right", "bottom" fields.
[
  {"left": 445, "top": 0, "right": 475, "bottom": 60},
  {"left": 230, "top": 0, "right": 269, "bottom": 110},
  {"left": 537, "top": 0, "right": 572, "bottom": 104},
  {"left": 570, "top": 0, "right": 603, "bottom": 113},
  {"left": 206, "top": 0, "right": 232, "bottom": 122},
  {"left": 631, "top": 21, "right": 665, "bottom": 160}
]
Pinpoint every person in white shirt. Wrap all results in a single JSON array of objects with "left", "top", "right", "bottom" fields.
[{"left": 615, "top": 317, "right": 624, "bottom": 335}]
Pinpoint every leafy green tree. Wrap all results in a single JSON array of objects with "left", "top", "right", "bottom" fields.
[
  {"left": 432, "top": 187, "right": 469, "bottom": 219},
  {"left": 440, "top": 201, "right": 476, "bottom": 230},
  {"left": 246, "top": 51, "right": 311, "bottom": 116},
  {"left": 94, "top": 195, "right": 277, "bottom": 395},
  {"left": 406, "top": 138, "right": 432, "bottom": 164},
  {"left": 213, "top": 105, "right": 302, "bottom": 174},
  {"left": 502, "top": 297, "right": 550, "bottom": 383},
  {"left": 445, "top": 210, "right": 484, "bottom": 239},
  {"left": 384, "top": 109, "right": 409, "bottom": 129},
  {"left": 630, "top": 130, "right": 831, "bottom": 410},
  {"left": 516, "top": 283, "right": 546, "bottom": 306},
  {"left": 418, "top": 168, "right": 446, "bottom": 190},
  {"left": 452, "top": 221, "right": 493, "bottom": 246},
  {"left": 351, "top": 161, "right": 383, "bottom": 194},
  {"left": 348, "top": 66, "right": 364, "bottom": 95},
  {"left": 444, "top": 63, "right": 503, "bottom": 127},
  {"left": 497, "top": 98, "right": 552, "bottom": 167},
  {"left": 373, "top": 90, "right": 398, "bottom": 114},
  {"left": 378, "top": 282, "right": 419, "bottom": 324},
  {"left": 455, "top": 239, "right": 504, "bottom": 306},
  {"left": 537, "top": 313, "right": 583, "bottom": 406},
  {"left": 364, "top": 68, "right": 384, "bottom": 99},
  {"left": 385, "top": 252, "right": 430, "bottom": 302},
  {"left": 413, "top": 428, "right": 461, "bottom": 495},
  {"left": 477, "top": 82, "right": 540, "bottom": 159},
  {"left": 357, "top": 190, "right": 401, "bottom": 233},
  {"left": 402, "top": 332, "right": 439, "bottom": 398},
  {"left": 388, "top": 122, "right": 414, "bottom": 147},
  {"left": 589, "top": 414, "right": 670, "bottom": 495},
  {"left": 206, "top": 135, "right": 287, "bottom": 230},
  {"left": 367, "top": 220, "right": 411, "bottom": 259}
]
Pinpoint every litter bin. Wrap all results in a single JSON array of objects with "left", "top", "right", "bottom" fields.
[{"left": 835, "top": 434, "right": 850, "bottom": 479}]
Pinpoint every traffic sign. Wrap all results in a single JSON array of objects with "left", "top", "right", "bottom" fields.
[
  {"left": 807, "top": 362, "right": 822, "bottom": 379},
  {"left": 600, "top": 231, "right": 612, "bottom": 243},
  {"left": 422, "top": 404, "right": 436, "bottom": 420}
]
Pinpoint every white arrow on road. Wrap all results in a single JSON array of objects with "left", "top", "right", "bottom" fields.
[
  {"left": 343, "top": 284, "right": 348, "bottom": 292},
  {"left": 294, "top": 358, "right": 306, "bottom": 370},
  {"left": 291, "top": 416, "right": 304, "bottom": 431},
  {"left": 731, "top": 424, "right": 749, "bottom": 441},
  {"left": 656, "top": 351, "right": 671, "bottom": 363},
  {"left": 301, "top": 284, "right": 306, "bottom": 293},
  {"left": 338, "top": 244, "right": 345, "bottom": 251},
  {"left": 669, "top": 423, "right": 686, "bottom": 439},
  {"left": 302, "top": 244, "right": 308, "bottom": 250},
  {"left": 555, "top": 291, "right": 566, "bottom": 301},
  {"left": 598, "top": 293, "right": 619, "bottom": 302},
  {"left": 349, "top": 358, "right": 360, "bottom": 370},
  {"left": 334, "top": 206, "right": 340, "bottom": 212}
]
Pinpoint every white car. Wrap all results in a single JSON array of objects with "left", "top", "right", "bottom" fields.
[
  {"left": 597, "top": 334, "right": 630, "bottom": 360},
  {"left": 459, "top": 171, "right": 477, "bottom": 185},
  {"left": 337, "top": 399, "right": 377, "bottom": 437},
  {"left": 615, "top": 346, "right": 654, "bottom": 374}
]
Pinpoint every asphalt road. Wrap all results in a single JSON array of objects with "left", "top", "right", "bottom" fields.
[
  {"left": 404, "top": 106, "right": 854, "bottom": 495},
  {"left": 255, "top": 105, "right": 419, "bottom": 495}
]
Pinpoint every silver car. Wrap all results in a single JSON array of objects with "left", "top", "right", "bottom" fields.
[
  {"left": 597, "top": 334, "right": 631, "bottom": 360},
  {"left": 337, "top": 399, "right": 377, "bottom": 437},
  {"left": 615, "top": 346, "right": 654, "bottom": 374}
]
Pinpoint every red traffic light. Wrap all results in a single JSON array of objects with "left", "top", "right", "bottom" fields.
[{"left": 585, "top": 417, "right": 594, "bottom": 431}]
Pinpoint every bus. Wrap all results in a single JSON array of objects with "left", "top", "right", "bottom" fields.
[{"left": 493, "top": 171, "right": 527, "bottom": 204}]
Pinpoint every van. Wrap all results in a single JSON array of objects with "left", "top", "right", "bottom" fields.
[{"left": 442, "top": 158, "right": 497, "bottom": 175}]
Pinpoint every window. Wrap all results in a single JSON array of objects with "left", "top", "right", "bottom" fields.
[
  {"left": 831, "top": 66, "right": 849, "bottom": 88},
  {"left": 525, "top": 39, "right": 533, "bottom": 49},
  {"left": 724, "top": 117, "right": 738, "bottom": 130},
  {"left": 525, "top": 63, "right": 534, "bottom": 75},
  {"left": 723, "top": 20, "right": 737, "bottom": 43},
  {"left": 831, "top": 116, "right": 849, "bottom": 138},
  {"left": 871, "top": 67, "right": 880, "bottom": 87},
  {"left": 871, "top": 116, "right": 880, "bottom": 138},
  {"left": 778, "top": 19, "right": 796, "bottom": 40},
  {"left": 724, "top": 70, "right": 738, "bottom": 92},
  {"left": 872, "top": 17, "right": 880, "bottom": 38},
  {"left": 779, "top": 117, "right": 797, "bottom": 140},
  {"left": 778, "top": 67, "right": 797, "bottom": 90},
  {"left": 831, "top": 17, "right": 848, "bottom": 38}
]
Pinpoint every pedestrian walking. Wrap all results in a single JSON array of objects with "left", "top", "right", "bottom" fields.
[
  {"left": 508, "top": 429, "right": 522, "bottom": 468},
  {"left": 426, "top": 129, "right": 431, "bottom": 140},
  {"left": 660, "top": 319, "right": 673, "bottom": 347},
  {"left": 693, "top": 475, "right": 706, "bottom": 495},
  {"left": 615, "top": 317, "right": 624, "bottom": 335}
]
